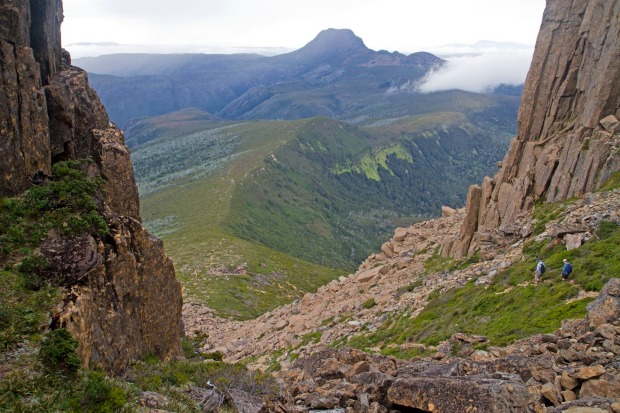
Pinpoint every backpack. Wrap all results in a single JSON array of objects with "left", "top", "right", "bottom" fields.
[
  {"left": 565, "top": 263, "right": 572, "bottom": 274},
  {"left": 539, "top": 262, "right": 546, "bottom": 273}
]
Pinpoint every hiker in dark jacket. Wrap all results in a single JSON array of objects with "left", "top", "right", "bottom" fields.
[{"left": 561, "top": 258, "right": 573, "bottom": 280}]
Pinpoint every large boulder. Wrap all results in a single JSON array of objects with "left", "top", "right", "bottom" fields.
[
  {"left": 387, "top": 376, "right": 530, "bottom": 413},
  {"left": 587, "top": 279, "right": 620, "bottom": 328}
]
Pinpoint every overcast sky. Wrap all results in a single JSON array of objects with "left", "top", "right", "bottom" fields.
[
  {"left": 62, "top": 0, "right": 545, "bottom": 54},
  {"left": 62, "top": 0, "right": 546, "bottom": 93}
]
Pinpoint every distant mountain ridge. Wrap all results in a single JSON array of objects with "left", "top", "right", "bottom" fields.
[{"left": 74, "top": 29, "right": 446, "bottom": 127}]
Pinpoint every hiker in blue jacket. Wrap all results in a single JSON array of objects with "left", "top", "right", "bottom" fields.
[
  {"left": 535, "top": 258, "right": 545, "bottom": 283},
  {"left": 561, "top": 258, "right": 573, "bottom": 281}
]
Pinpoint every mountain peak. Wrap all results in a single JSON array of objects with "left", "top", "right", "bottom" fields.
[{"left": 295, "top": 28, "right": 368, "bottom": 60}]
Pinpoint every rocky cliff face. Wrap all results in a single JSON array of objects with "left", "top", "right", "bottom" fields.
[
  {"left": 0, "top": 0, "right": 183, "bottom": 373},
  {"left": 445, "top": 0, "right": 620, "bottom": 259}
]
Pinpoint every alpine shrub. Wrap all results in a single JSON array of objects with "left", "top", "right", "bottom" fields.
[{"left": 39, "top": 328, "right": 81, "bottom": 375}]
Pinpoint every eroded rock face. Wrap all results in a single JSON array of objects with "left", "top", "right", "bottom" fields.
[
  {"left": 446, "top": 0, "right": 620, "bottom": 258},
  {"left": 0, "top": 0, "right": 51, "bottom": 197},
  {"left": 53, "top": 217, "right": 183, "bottom": 373},
  {"left": 1, "top": 0, "right": 183, "bottom": 373}
]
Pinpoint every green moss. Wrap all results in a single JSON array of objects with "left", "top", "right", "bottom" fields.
[
  {"left": 362, "top": 298, "right": 377, "bottom": 309},
  {"left": 395, "top": 279, "right": 423, "bottom": 297},
  {"left": 299, "top": 331, "right": 322, "bottom": 347},
  {"left": 320, "top": 316, "right": 335, "bottom": 326},
  {"left": 598, "top": 170, "right": 620, "bottom": 192},
  {"left": 531, "top": 199, "right": 575, "bottom": 236}
]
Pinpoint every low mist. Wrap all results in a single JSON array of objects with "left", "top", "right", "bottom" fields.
[{"left": 415, "top": 44, "right": 535, "bottom": 94}]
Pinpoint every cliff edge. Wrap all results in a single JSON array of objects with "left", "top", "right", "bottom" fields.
[
  {"left": 445, "top": 0, "right": 620, "bottom": 259},
  {"left": 0, "top": 0, "right": 183, "bottom": 373}
]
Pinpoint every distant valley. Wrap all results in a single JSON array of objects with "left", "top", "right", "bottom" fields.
[{"left": 78, "top": 29, "right": 521, "bottom": 318}]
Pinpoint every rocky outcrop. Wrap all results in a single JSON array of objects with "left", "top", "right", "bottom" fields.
[
  {"left": 0, "top": 0, "right": 182, "bottom": 373},
  {"left": 187, "top": 184, "right": 620, "bottom": 411},
  {"left": 445, "top": 0, "right": 620, "bottom": 258},
  {"left": 186, "top": 190, "right": 620, "bottom": 365},
  {"left": 0, "top": 0, "right": 51, "bottom": 197},
  {"left": 260, "top": 282, "right": 620, "bottom": 412},
  {"left": 52, "top": 217, "right": 182, "bottom": 373}
]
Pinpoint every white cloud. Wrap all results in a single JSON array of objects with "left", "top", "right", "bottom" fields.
[{"left": 415, "top": 45, "right": 535, "bottom": 93}]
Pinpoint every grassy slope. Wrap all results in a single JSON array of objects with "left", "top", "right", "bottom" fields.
[
  {"left": 342, "top": 192, "right": 620, "bottom": 359},
  {"left": 139, "top": 120, "right": 346, "bottom": 319},
  {"left": 135, "top": 106, "right": 514, "bottom": 318},
  {"left": 226, "top": 113, "right": 512, "bottom": 268}
]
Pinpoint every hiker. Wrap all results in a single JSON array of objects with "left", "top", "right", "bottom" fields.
[
  {"left": 561, "top": 258, "right": 573, "bottom": 281},
  {"left": 535, "top": 258, "right": 546, "bottom": 283}
]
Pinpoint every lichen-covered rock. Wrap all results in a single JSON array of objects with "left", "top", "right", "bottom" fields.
[{"left": 92, "top": 127, "right": 141, "bottom": 220}]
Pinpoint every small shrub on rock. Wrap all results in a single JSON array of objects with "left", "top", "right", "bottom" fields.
[{"left": 39, "top": 328, "right": 80, "bottom": 375}]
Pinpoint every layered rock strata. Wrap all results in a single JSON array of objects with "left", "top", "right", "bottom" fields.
[
  {"left": 0, "top": 0, "right": 183, "bottom": 373},
  {"left": 445, "top": 0, "right": 620, "bottom": 258}
]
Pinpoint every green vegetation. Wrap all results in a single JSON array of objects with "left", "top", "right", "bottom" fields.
[
  {"left": 320, "top": 316, "right": 335, "bottom": 326},
  {"left": 424, "top": 248, "right": 480, "bottom": 274},
  {"left": 299, "top": 331, "right": 322, "bottom": 347},
  {"left": 138, "top": 119, "right": 347, "bottom": 319},
  {"left": 0, "top": 160, "right": 108, "bottom": 257},
  {"left": 0, "top": 160, "right": 179, "bottom": 412},
  {"left": 226, "top": 115, "right": 511, "bottom": 269},
  {"left": 0, "top": 160, "right": 107, "bottom": 350},
  {"left": 343, "top": 218, "right": 620, "bottom": 357},
  {"left": 362, "top": 298, "right": 377, "bottom": 309},
  {"left": 395, "top": 279, "right": 423, "bottom": 298},
  {"left": 427, "top": 289, "right": 441, "bottom": 301},
  {"left": 598, "top": 170, "right": 620, "bottom": 192},
  {"left": 39, "top": 328, "right": 81, "bottom": 375},
  {"left": 531, "top": 200, "right": 568, "bottom": 235},
  {"left": 1, "top": 337, "right": 276, "bottom": 412},
  {"left": 334, "top": 144, "right": 413, "bottom": 181},
  {"left": 0, "top": 364, "right": 129, "bottom": 413},
  {"left": 131, "top": 105, "right": 514, "bottom": 318}
]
